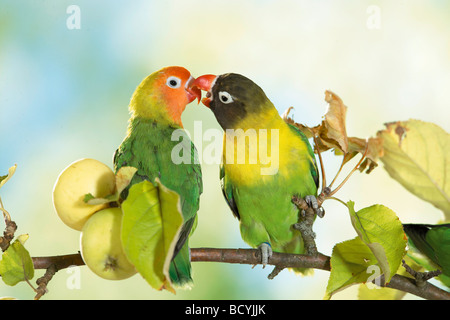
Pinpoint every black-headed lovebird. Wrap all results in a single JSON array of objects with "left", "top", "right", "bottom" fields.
[
  {"left": 403, "top": 223, "right": 450, "bottom": 278},
  {"left": 114, "top": 66, "right": 203, "bottom": 287},
  {"left": 192, "top": 73, "right": 319, "bottom": 267}
]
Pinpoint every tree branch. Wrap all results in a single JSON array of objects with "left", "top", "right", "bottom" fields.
[
  {"left": 31, "top": 248, "right": 450, "bottom": 300},
  {"left": 382, "top": 274, "right": 449, "bottom": 300},
  {"left": 34, "top": 264, "right": 57, "bottom": 300},
  {"left": 190, "top": 248, "right": 331, "bottom": 270},
  {"left": 32, "top": 253, "right": 84, "bottom": 270},
  {"left": 0, "top": 220, "right": 17, "bottom": 252}
]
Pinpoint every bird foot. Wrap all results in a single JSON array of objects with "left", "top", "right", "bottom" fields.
[
  {"left": 303, "top": 195, "right": 325, "bottom": 218},
  {"left": 257, "top": 242, "right": 273, "bottom": 268}
]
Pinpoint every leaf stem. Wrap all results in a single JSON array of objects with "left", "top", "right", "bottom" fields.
[
  {"left": 327, "top": 196, "right": 349, "bottom": 208},
  {"left": 328, "top": 141, "right": 369, "bottom": 197},
  {"left": 328, "top": 156, "right": 346, "bottom": 189},
  {"left": 0, "top": 197, "right": 11, "bottom": 222}
]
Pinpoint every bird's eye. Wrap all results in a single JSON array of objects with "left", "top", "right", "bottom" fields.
[
  {"left": 166, "top": 76, "right": 181, "bottom": 89},
  {"left": 218, "top": 91, "right": 233, "bottom": 104}
]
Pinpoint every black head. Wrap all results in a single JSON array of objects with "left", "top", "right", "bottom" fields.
[{"left": 207, "top": 73, "right": 270, "bottom": 129}]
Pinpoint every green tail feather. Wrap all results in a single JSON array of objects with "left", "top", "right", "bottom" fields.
[{"left": 169, "top": 242, "right": 193, "bottom": 288}]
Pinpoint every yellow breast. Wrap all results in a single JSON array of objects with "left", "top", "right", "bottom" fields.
[{"left": 222, "top": 120, "right": 311, "bottom": 186}]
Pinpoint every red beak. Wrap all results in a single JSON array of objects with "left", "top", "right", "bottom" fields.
[
  {"left": 190, "top": 74, "right": 217, "bottom": 108},
  {"left": 185, "top": 76, "right": 202, "bottom": 104}
]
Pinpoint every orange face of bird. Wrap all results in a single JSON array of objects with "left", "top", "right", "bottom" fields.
[
  {"left": 155, "top": 66, "right": 201, "bottom": 106},
  {"left": 130, "top": 66, "right": 201, "bottom": 127}
]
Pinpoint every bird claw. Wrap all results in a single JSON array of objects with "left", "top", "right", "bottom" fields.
[
  {"left": 304, "top": 195, "right": 325, "bottom": 218},
  {"left": 258, "top": 242, "right": 273, "bottom": 268},
  {"left": 317, "top": 207, "right": 325, "bottom": 218}
]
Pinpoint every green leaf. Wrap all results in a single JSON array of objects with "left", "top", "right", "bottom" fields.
[
  {"left": 83, "top": 193, "right": 96, "bottom": 203},
  {"left": 326, "top": 202, "right": 407, "bottom": 299},
  {"left": 83, "top": 193, "right": 118, "bottom": 205},
  {"left": 121, "top": 179, "right": 183, "bottom": 293},
  {"left": 83, "top": 166, "right": 137, "bottom": 205},
  {"left": 325, "top": 237, "right": 378, "bottom": 299},
  {"left": 357, "top": 283, "right": 404, "bottom": 300},
  {"left": 378, "top": 119, "right": 450, "bottom": 219},
  {"left": 0, "top": 165, "right": 17, "bottom": 189},
  {"left": 347, "top": 201, "right": 407, "bottom": 284},
  {"left": 0, "top": 234, "right": 34, "bottom": 286}
]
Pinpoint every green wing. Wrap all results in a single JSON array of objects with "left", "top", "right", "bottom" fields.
[
  {"left": 287, "top": 123, "right": 319, "bottom": 189},
  {"left": 404, "top": 223, "right": 450, "bottom": 276},
  {"left": 425, "top": 225, "right": 450, "bottom": 276},
  {"left": 220, "top": 162, "right": 240, "bottom": 220}
]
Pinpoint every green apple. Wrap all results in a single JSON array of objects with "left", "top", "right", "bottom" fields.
[
  {"left": 53, "top": 158, "right": 116, "bottom": 231},
  {"left": 80, "top": 207, "right": 136, "bottom": 280}
]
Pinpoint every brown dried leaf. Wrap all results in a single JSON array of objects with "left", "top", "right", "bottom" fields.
[
  {"left": 281, "top": 106, "right": 295, "bottom": 125},
  {"left": 339, "top": 137, "right": 384, "bottom": 173},
  {"left": 282, "top": 91, "right": 349, "bottom": 154},
  {"left": 282, "top": 107, "right": 316, "bottom": 139},
  {"left": 321, "top": 90, "right": 348, "bottom": 154},
  {"left": 282, "top": 91, "right": 381, "bottom": 176},
  {"left": 115, "top": 166, "right": 138, "bottom": 195}
]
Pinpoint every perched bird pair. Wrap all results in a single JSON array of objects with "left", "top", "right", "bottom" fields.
[{"left": 114, "top": 66, "right": 319, "bottom": 288}]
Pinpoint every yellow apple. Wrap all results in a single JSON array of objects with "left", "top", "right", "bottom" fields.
[
  {"left": 80, "top": 207, "right": 136, "bottom": 280},
  {"left": 53, "top": 158, "right": 116, "bottom": 231}
]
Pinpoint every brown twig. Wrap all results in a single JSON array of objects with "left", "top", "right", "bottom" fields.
[
  {"left": 34, "top": 264, "right": 57, "bottom": 300},
  {"left": 0, "top": 196, "right": 17, "bottom": 252},
  {"left": 268, "top": 266, "right": 285, "bottom": 280},
  {"left": 401, "top": 260, "right": 443, "bottom": 288},
  {"left": 30, "top": 253, "right": 85, "bottom": 300},
  {"left": 0, "top": 220, "right": 17, "bottom": 252},
  {"left": 383, "top": 274, "right": 449, "bottom": 300}
]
